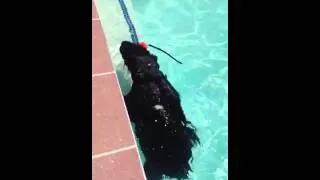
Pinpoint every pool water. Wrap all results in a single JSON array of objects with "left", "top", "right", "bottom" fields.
[{"left": 131, "top": 0, "right": 228, "bottom": 179}]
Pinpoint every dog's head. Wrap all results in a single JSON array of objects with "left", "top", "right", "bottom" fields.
[{"left": 120, "top": 41, "right": 161, "bottom": 80}]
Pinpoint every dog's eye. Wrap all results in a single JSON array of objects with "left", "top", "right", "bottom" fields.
[{"left": 147, "top": 63, "right": 151, "bottom": 67}]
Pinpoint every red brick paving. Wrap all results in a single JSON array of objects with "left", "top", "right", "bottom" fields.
[
  {"left": 93, "top": 149, "right": 145, "bottom": 180},
  {"left": 92, "top": 20, "right": 113, "bottom": 74},
  {"left": 92, "top": 75, "right": 135, "bottom": 155}
]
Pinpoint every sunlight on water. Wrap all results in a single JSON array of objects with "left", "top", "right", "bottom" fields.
[{"left": 131, "top": 0, "right": 228, "bottom": 179}]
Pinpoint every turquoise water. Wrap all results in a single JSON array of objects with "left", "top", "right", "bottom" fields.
[{"left": 131, "top": 0, "right": 228, "bottom": 179}]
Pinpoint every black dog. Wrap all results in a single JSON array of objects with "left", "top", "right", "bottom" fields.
[{"left": 120, "top": 41, "right": 200, "bottom": 180}]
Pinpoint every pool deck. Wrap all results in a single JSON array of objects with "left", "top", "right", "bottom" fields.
[{"left": 92, "top": 1, "right": 146, "bottom": 180}]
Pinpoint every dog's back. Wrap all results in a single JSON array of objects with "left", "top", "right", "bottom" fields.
[
  {"left": 120, "top": 41, "right": 200, "bottom": 180},
  {"left": 132, "top": 73, "right": 199, "bottom": 179}
]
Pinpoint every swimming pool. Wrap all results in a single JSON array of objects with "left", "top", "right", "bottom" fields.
[
  {"left": 95, "top": 0, "right": 227, "bottom": 179},
  {"left": 131, "top": 0, "right": 228, "bottom": 180}
]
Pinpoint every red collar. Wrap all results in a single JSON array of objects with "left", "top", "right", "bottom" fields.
[{"left": 138, "top": 41, "right": 148, "bottom": 49}]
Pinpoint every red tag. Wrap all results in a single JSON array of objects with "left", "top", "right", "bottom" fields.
[{"left": 138, "top": 41, "right": 148, "bottom": 49}]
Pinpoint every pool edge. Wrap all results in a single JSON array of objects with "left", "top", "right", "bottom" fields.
[{"left": 92, "top": 1, "right": 147, "bottom": 180}]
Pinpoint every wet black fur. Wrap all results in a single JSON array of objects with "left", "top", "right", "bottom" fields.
[{"left": 120, "top": 41, "right": 200, "bottom": 180}]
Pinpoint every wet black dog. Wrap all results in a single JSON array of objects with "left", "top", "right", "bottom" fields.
[{"left": 120, "top": 41, "right": 200, "bottom": 180}]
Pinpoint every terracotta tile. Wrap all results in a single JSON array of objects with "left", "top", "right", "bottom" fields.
[
  {"left": 92, "top": 1, "right": 99, "bottom": 19},
  {"left": 93, "top": 149, "right": 145, "bottom": 180},
  {"left": 92, "top": 74, "right": 135, "bottom": 155},
  {"left": 92, "top": 20, "right": 113, "bottom": 74}
]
